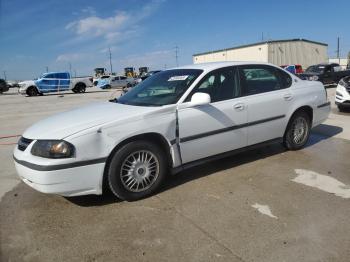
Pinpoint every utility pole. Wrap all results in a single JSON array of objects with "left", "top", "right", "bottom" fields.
[
  {"left": 3, "top": 71, "right": 6, "bottom": 80},
  {"left": 109, "top": 47, "right": 113, "bottom": 74},
  {"left": 261, "top": 32, "right": 264, "bottom": 42},
  {"left": 175, "top": 45, "right": 179, "bottom": 67},
  {"left": 337, "top": 37, "right": 340, "bottom": 64},
  {"left": 46, "top": 66, "right": 49, "bottom": 73},
  {"left": 69, "top": 62, "right": 72, "bottom": 76}
]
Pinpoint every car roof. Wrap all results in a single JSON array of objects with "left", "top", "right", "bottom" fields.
[{"left": 169, "top": 61, "right": 278, "bottom": 72}]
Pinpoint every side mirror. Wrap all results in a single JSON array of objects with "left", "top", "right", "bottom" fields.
[{"left": 189, "top": 92, "right": 211, "bottom": 107}]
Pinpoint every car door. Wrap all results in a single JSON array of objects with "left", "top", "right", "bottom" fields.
[
  {"left": 238, "top": 65, "right": 293, "bottom": 146},
  {"left": 57, "top": 73, "right": 70, "bottom": 91},
  {"left": 322, "top": 65, "right": 333, "bottom": 84},
  {"left": 120, "top": 76, "right": 128, "bottom": 87},
  {"left": 110, "top": 77, "right": 118, "bottom": 88},
  {"left": 36, "top": 73, "right": 57, "bottom": 93},
  {"left": 178, "top": 66, "right": 248, "bottom": 164}
]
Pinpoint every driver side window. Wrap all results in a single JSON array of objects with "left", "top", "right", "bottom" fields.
[{"left": 186, "top": 67, "right": 239, "bottom": 103}]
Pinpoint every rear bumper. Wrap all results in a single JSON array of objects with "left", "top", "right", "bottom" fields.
[{"left": 313, "top": 101, "right": 331, "bottom": 127}]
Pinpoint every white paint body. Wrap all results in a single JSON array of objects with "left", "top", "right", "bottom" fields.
[
  {"left": 18, "top": 80, "right": 36, "bottom": 94},
  {"left": 13, "top": 62, "right": 330, "bottom": 196}
]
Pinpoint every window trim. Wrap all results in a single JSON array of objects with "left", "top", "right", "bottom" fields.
[
  {"left": 183, "top": 66, "right": 241, "bottom": 104},
  {"left": 237, "top": 64, "right": 292, "bottom": 97}
]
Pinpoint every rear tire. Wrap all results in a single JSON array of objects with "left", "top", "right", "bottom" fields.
[
  {"left": 26, "top": 86, "right": 38, "bottom": 96},
  {"left": 107, "top": 141, "right": 167, "bottom": 201},
  {"left": 283, "top": 111, "right": 311, "bottom": 150}
]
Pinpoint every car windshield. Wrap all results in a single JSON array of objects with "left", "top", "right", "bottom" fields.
[
  {"left": 117, "top": 69, "right": 203, "bottom": 106},
  {"left": 305, "top": 65, "right": 325, "bottom": 74}
]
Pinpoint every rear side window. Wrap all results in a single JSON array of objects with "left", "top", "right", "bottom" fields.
[
  {"left": 239, "top": 65, "right": 291, "bottom": 96},
  {"left": 56, "top": 73, "right": 69, "bottom": 79},
  {"left": 43, "top": 73, "right": 55, "bottom": 79}
]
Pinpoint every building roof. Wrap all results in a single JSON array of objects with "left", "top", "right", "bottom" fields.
[
  {"left": 193, "top": 38, "right": 328, "bottom": 57},
  {"left": 169, "top": 61, "right": 277, "bottom": 72}
]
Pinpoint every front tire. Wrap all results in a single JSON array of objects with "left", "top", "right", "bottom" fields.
[
  {"left": 26, "top": 86, "right": 38, "bottom": 96},
  {"left": 108, "top": 141, "right": 167, "bottom": 201},
  {"left": 338, "top": 105, "right": 345, "bottom": 112},
  {"left": 283, "top": 111, "right": 311, "bottom": 150},
  {"left": 73, "top": 83, "right": 86, "bottom": 93}
]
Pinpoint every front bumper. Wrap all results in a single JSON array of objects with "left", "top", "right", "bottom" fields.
[
  {"left": 13, "top": 146, "right": 106, "bottom": 197},
  {"left": 335, "top": 84, "right": 350, "bottom": 105},
  {"left": 18, "top": 87, "right": 27, "bottom": 94}
]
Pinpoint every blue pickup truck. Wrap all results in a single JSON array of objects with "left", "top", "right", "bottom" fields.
[{"left": 18, "top": 72, "right": 93, "bottom": 96}]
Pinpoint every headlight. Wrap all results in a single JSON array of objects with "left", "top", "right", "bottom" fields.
[
  {"left": 309, "top": 75, "right": 319, "bottom": 81},
  {"left": 31, "top": 140, "right": 75, "bottom": 158}
]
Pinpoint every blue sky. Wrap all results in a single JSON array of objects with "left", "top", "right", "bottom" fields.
[{"left": 1, "top": 0, "right": 350, "bottom": 80}]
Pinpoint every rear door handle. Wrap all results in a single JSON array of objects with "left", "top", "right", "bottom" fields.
[
  {"left": 283, "top": 93, "right": 293, "bottom": 101},
  {"left": 234, "top": 103, "right": 245, "bottom": 111}
]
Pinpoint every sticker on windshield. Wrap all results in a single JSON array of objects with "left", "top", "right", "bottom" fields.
[{"left": 168, "top": 75, "right": 189, "bottom": 81}]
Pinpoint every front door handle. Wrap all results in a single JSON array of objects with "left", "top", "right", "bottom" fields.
[
  {"left": 234, "top": 103, "right": 245, "bottom": 111},
  {"left": 283, "top": 93, "right": 293, "bottom": 101}
]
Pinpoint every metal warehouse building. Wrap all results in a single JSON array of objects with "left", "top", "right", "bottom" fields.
[{"left": 193, "top": 39, "right": 328, "bottom": 68}]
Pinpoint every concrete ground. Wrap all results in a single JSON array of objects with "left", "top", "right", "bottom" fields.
[{"left": 0, "top": 87, "right": 349, "bottom": 262}]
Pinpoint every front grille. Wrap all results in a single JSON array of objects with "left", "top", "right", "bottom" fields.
[{"left": 18, "top": 137, "right": 33, "bottom": 151}]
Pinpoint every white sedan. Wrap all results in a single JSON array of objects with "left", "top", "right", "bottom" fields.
[
  {"left": 335, "top": 76, "right": 350, "bottom": 111},
  {"left": 14, "top": 62, "right": 330, "bottom": 201},
  {"left": 96, "top": 75, "right": 136, "bottom": 89}
]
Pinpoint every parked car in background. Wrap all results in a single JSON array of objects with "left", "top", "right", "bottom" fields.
[
  {"left": 281, "top": 64, "right": 303, "bottom": 74},
  {"left": 335, "top": 76, "right": 350, "bottom": 111},
  {"left": 140, "top": 70, "right": 161, "bottom": 81},
  {"left": 14, "top": 62, "right": 330, "bottom": 201},
  {"left": 6, "top": 80, "right": 20, "bottom": 88},
  {"left": 135, "top": 70, "right": 162, "bottom": 84},
  {"left": 298, "top": 63, "right": 350, "bottom": 85},
  {"left": 18, "top": 72, "right": 93, "bottom": 96},
  {"left": 0, "top": 79, "right": 10, "bottom": 94},
  {"left": 96, "top": 75, "right": 136, "bottom": 89}
]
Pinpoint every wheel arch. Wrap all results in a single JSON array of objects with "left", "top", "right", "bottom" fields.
[
  {"left": 74, "top": 82, "right": 86, "bottom": 89},
  {"left": 26, "top": 85, "right": 39, "bottom": 95},
  {"left": 102, "top": 132, "right": 174, "bottom": 194},
  {"left": 284, "top": 105, "right": 313, "bottom": 138}
]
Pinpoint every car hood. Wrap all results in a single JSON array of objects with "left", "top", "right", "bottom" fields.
[
  {"left": 22, "top": 102, "right": 172, "bottom": 140},
  {"left": 19, "top": 80, "right": 35, "bottom": 86}
]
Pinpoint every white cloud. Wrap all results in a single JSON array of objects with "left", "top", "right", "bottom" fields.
[
  {"left": 56, "top": 53, "right": 92, "bottom": 62},
  {"left": 118, "top": 49, "right": 174, "bottom": 69},
  {"left": 66, "top": 0, "right": 164, "bottom": 43},
  {"left": 81, "top": 6, "right": 96, "bottom": 16}
]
